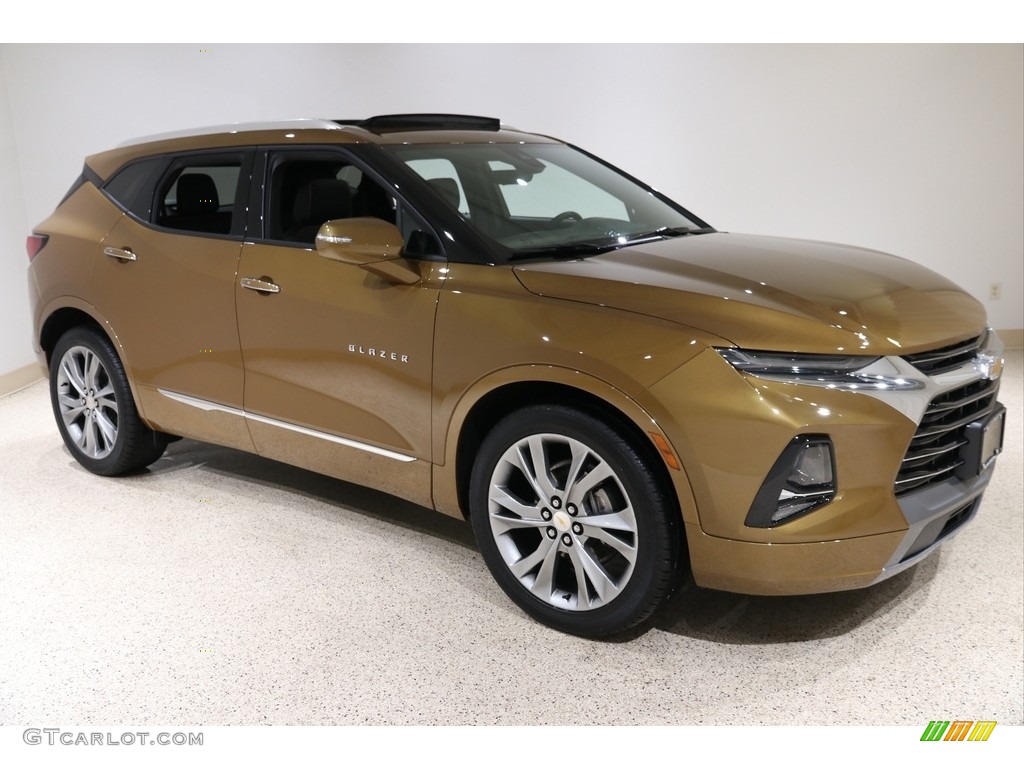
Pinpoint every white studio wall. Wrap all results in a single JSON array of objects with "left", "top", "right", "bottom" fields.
[
  {"left": 1, "top": 44, "right": 1021, "bottom": 381},
  {"left": 0, "top": 48, "right": 33, "bottom": 380}
]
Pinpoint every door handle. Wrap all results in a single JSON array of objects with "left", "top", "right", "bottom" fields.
[
  {"left": 240, "top": 276, "right": 281, "bottom": 295},
  {"left": 103, "top": 246, "right": 137, "bottom": 262}
]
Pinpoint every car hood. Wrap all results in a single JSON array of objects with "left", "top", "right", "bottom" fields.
[{"left": 512, "top": 233, "right": 986, "bottom": 355}]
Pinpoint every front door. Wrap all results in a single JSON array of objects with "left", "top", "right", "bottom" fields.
[{"left": 235, "top": 151, "right": 444, "bottom": 506}]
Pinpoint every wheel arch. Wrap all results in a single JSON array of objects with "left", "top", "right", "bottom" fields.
[
  {"left": 434, "top": 367, "right": 695, "bottom": 533},
  {"left": 40, "top": 305, "right": 105, "bottom": 365},
  {"left": 38, "top": 299, "right": 151, "bottom": 424},
  {"left": 48, "top": 321, "right": 170, "bottom": 475},
  {"left": 38, "top": 298, "right": 119, "bottom": 362}
]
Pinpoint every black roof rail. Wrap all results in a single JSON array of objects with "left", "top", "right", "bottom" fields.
[{"left": 337, "top": 114, "right": 502, "bottom": 133}]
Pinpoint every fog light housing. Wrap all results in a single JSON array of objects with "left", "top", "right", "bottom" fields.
[{"left": 746, "top": 436, "right": 836, "bottom": 527}]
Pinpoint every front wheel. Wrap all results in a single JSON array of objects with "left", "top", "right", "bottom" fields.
[
  {"left": 50, "top": 326, "right": 169, "bottom": 476},
  {"left": 469, "top": 405, "right": 680, "bottom": 637}
]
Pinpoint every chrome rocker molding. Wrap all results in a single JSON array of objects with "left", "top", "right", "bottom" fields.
[{"left": 157, "top": 388, "right": 416, "bottom": 463}]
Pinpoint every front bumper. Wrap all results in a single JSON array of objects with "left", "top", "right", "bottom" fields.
[
  {"left": 647, "top": 335, "right": 1005, "bottom": 596},
  {"left": 869, "top": 464, "right": 994, "bottom": 585},
  {"left": 686, "top": 465, "right": 995, "bottom": 595}
]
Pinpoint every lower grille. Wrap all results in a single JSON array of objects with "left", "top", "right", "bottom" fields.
[
  {"left": 895, "top": 378, "right": 1000, "bottom": 495},
  {"left": 900, "top": 499, "right": 978, "bottom": 562}
]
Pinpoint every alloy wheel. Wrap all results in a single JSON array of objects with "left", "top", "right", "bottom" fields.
[
  {"left": 55, "top": 344, "right": 120, "bottom": 460},
  {"left": 487, "top": 433, "right": 639, "bottom": 611}
]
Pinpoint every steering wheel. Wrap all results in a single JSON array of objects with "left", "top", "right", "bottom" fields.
[{"left": 549, "top": 210, "right": 583, "bottom": 227}]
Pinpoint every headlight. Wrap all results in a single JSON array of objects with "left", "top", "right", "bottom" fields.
[{"left": 716, "top": 348, "right": 925, "bottom": 391}]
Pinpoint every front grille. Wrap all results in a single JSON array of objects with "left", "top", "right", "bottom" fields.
[
  {"left": 895, "top": 377, "right": 1000, "bottom": 495},
  {"left": 902, "top": 333, "right": 984, "bottom": 375}
]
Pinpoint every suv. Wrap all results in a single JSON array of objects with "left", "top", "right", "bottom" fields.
[{"left": 26, "top": 114, "right": 1006, "bottom": 637}]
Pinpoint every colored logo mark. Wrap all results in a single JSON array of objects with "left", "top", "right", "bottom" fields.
[{"left": 920, "top": 720, "right": 997, "bottom": 742}]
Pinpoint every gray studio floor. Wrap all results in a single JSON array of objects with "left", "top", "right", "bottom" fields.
[{"left": 1, "top": 354, "right": 1021, "bottom": 726}]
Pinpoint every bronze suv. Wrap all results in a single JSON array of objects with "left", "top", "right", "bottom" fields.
[{"left": 27, "top": 114, "right": 1006, "bottom": 636}]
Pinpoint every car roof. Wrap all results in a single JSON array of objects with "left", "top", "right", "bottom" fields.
[{"left": 87, "top": 114, "right": 559, "bottom": 179}]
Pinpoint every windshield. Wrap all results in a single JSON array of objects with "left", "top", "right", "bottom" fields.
[{"left": 385, "top": 143, "right": 709, "bottom": 258}]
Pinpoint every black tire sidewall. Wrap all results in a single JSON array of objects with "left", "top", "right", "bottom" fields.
[
  {"left": 49, "top": 327, "right": 161, "bottom": 476},
  {"left": 469, "top": 405, "right": 678, "bottom": 637}
]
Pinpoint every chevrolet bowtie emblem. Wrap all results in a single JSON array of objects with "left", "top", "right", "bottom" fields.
[{"left": 975, "top": 352, "right": 1003, "bottom": 381}]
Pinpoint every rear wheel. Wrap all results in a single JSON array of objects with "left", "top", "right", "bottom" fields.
[
  {"left": 50, "top": 327, "right": 169, "bottom": 476},
  {"left": 470, "top": 405, "right": 680, "bottom": 637}
]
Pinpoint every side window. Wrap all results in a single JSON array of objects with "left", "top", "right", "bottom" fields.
[
  {"left": 156, "top": 157, "right": 243, "bottom": 235},
  {"left": 103, "top": 157, "right": 163, "bottom": 220},
  {"left": 266, "top": 154, "right": 396, "bottom": 244},
  {"left": 404, "top": 158, "right": 470, "bottom": 217}
]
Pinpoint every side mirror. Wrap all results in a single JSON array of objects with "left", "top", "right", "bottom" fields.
[{"left": 315, "top": 218, "right": 421, "bottom": 285}]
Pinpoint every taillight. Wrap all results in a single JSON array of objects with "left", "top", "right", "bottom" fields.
[{"left": 26, "top": 234, "right": 48, "bottom": 261}]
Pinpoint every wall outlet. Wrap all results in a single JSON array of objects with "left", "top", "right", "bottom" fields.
[{"left": 989, "top": 282, "right": 1002, "bottom": 300}]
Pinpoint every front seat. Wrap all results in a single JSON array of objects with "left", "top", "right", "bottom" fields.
[
  {"left": 288, "top": 179, "right": 353, "bottom": 243},
  {"left": 352, "top": 177, "right": 396, "bottom": 223}
]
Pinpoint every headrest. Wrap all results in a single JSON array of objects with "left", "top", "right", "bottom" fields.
[
  {"left": 175, "top": 173, "right": 220, "bottom": 215},
  {"left": 427, "top": 177, "right": 461, "bottom": 210},
  {"left": 293, "top": 179, "right": 353, "bottom": 225}
]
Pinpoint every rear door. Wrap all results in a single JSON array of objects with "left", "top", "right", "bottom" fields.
[{"left": 94, "top": 151, "right": 254, "bottom": 450}]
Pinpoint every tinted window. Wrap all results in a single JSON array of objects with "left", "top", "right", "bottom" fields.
[
  {"left": 156, "top": 157, "right": 243, "bottom": 235},
  {"left": 265, "top": 153, "right": 396, "bottom": 244},
  {"left": 103, "top": 157, "right": 163, "bottom": 219}
]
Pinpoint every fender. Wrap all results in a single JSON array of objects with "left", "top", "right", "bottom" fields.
[{"left": 431, "top": 362, "right": 700, "bottom": 526}]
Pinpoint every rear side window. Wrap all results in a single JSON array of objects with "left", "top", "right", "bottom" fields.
[
  {"left": 103, "top": 157, "right": 164, "bottom": 220},
  {"left": 155, "top": 155, "right": 245, "bottom": 236}
]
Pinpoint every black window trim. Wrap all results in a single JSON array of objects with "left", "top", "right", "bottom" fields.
[
  {"left": 60, "top": 164, "right": 102, "bottom": 206},
  {"left": 376, "top": 141, "right": 715, "bottom": 265},
  {"left": 99, "top": 156, "right": 169, "bottom": 221},
  {"left": 247, "top": 144, "right": 449, "bottom": 262},
  {"left": 151, "top": 149, "right": 254, "bottom": 239},
  {"left": 355, "top": 144, "right": 502, "bottom": 266},
  {"left": 97, "top": 148, "right": 254, "bottom": 241}
]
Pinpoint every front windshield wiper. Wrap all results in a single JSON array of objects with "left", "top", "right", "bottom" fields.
[
  {"left": 625, "top": 225, "right": 715, "bottom": 243},
  {"left": 508, "top": 240, "right": 624, "bottom": 261},
  {"left": 508, "top": 226, "right": 716, "bottom": 262}
]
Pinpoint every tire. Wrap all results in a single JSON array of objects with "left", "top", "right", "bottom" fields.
[
  {"left": 469, "top": 405, "right": 680, "bottom": 637},
  {"left": 49, "top": 326, "right": 169, "bottom": 476}
]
